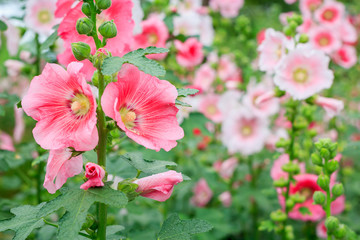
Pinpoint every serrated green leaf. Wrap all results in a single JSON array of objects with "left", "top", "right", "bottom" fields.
[
  {"left": 175, "top": 99, "right": 191, "bottom": 107},
  {"left": 0, "top": 203, "right": 45, "bottom": 240},
  {"left": 298, "top": 206, "right": 311, "bottom": 216},
  {"left": 40, "top": 25, "right": 59, "bottom": 51},
  {"left": 120, "top": 152, "right": 177, "bottom": 175},
  {"left": 106, "top": 225, "right": 125, "bottom": 240},
  {"left": 177, "top": 88, "right": 199, "bottom": 98},
  {"left": 101, "top": 47, "right": 168, "bottom": 77},
  {"left": 38, "top": 185, "right": 127, "bottom": 239},
  {"left": 157, "top": 213, "right": 213, "bottom": 240},
  {"left": 258, "top": 220, "right": 275, "bottom": 232},
  {"left": 0, "top": 20, "right": 8, "bottom": 31}
]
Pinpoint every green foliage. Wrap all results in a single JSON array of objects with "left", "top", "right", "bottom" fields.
[
  {"left": 101, "top": 47, "right": 169, "bottom": 77},
  {"left": 177, "top": 88, "right": 199, "bottom": 98},
  {"left": 0, "top": 20, "right": 7, "bottom": 31},
  {"left": 259, "top": 220, "right": 275, "bottom": 232},
  {"left": 298, "top": 207, "right": 311, "bottom": 216},
  {"left": 175, "top": 99, "right": 191, "bottom": 107},
  {"left": 0, "top": 93, "right": 20, "bottom": 116},
  {"left": 157, "top": 213, "right": 213, "bottom": 240},
  {"left": 40, "top": 25, "right": 59, "bottom": 51}
]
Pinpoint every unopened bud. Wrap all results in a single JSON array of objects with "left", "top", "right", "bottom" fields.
[
  {"left": 98, "top": 20, "right": 117, "bottom": 38},
  {"left": 313, "top": 191, "right": 326, "bottom": 205},
  {"left": 93, "top": 48, "right": 110, "bottom": 69},
  {"left": 76, "top": 17, "right": 93, "bottom": 35},
  {"left": 282, "top": 162, "right": 300, "bottom": 174},
  {"left": 273, "top": 178, "right": 288, "bottom": 188},
  {"left": 285, "top": 199, "right": 295, "bottom": 210},
  {"left": 270, "top": 210, "right": 287, "bottom": 222},
  {"left": 311, "top": 152, "right": 323, "bottom": 166},
  {"left": 81, "top": 3, "right": 91, "bottom": 17},
  {"left": 334, "top": 224, "right": 346, "bottom": 239},
  {"left": 299, "top": 34, "right": 309, "bottom": 43},
  {"left": 317, "top": 174, "right": 330, "bottom": 191},
  {"left": 71, "top": 42, "right": 91, "bottom": 61},
  {"left": 325, "top": 216, "right": 339, "bottom": 233},
  {"left": 332, "top": 183, "right": 344, "bottom": 198},
  {"left": 320, "top": 148, "right": 330, "bottom": 160},
  {"left": 95, "top": 0, "right": 112, "bottom": 10},
  {"left": 326, "top": 160, "right": 339, "bottom": 174}
]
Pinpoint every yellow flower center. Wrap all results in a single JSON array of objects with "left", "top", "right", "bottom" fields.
[
  {"left": 148, "top": 33, "right": 158, "bottom": 45},
  {"left": 276, "top": 45, "right": 282, "bottom": 59},
  {"left": 206, "top": 105, "right": 217, "bottom": 115},
  {"left": 299, "top": 188, "right": 313, "bottom": 200},
  {"left": 71, "top": 94, "right": 91, "bottom": 116},
  {"left": 323, "top": 9, "right": 334, "bottom": 21},
  {"left": 37, "top": 10, "right": 52, "bottom": 24},
  {"left": 241, "top": 125, "right": 252, "bottom": 136},
  {"left": 319, "top": 36, "right": 330, "bottom": 46},
  {"left": 119, "top": 107, "right": 137, "bottom": 129},
  {"left": 293, "top": 68, "right": 309, "bottom": 83}
]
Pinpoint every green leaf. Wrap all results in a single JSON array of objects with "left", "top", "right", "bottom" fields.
[
  {"left": 38, "top": 185, "right": 127, "bottom": 239},
  {"left": 177, "top": 88, "right": 199, "bottom": 98},
  {"left": 120, "top": 152, "right": 177, "bottom": 175},
  {"left": 102, "top": 47, "right": 168, "bottom": 77},
  {"left": 0, "top": 203, "right": 45, "bottom": 240},
  {"left": 157, "top": 213, "right": 213, "bottom": 240},
  {"left": 298, "top": 206, "right": 311, "bottom": 216},
  {"left": 0, "top": 20, "right": 8, "bottom": 31},
  {"left": 40, "top": 24, "right": 59, "bottom": 51},
  {"left": 106, "top": 225, "right": 125, "bottom": 240},
  {"left": 175, "top": 99, "right": 191, "bottom": 107},
  {"left": 258, "top": 220, "right": 275, "bottom": 232}
]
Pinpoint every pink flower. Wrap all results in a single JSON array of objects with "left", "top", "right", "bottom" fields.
[
  {"left": 274, "top": 46, "right": 333, "bottom": 100},
  {"left": 55, "top": 0, "right": 79, "bottom": 18},
  {"left": 279, "top": 12, "right": 295, "bottom": 26},
  {"left": 300, "top": 0, "right": 323, "bottom": 16},
  {"left": 309, "top": 26, "right": 341, "bottom": 54},
  {"left": 314, "top": 1, "right": 345, "bottom": 26},
  {"left": 101, "top": 64, "right": 184, "bottom": 152},
  {"left": 215, "top": 157, "right": 238, "bottom": 180},
  {"left": 133, "top": 15, "right": 169, "bottom": 60},
  {"left": 285, "top": 0, "right": 297, "bottom": 4},
  {"left": 314, "top": 96, "right": 344, "bottom": 118},
  {"left": 22, "top": 62, "right": 98, "bottom": 151},
  {"left": 219, "top": 191, "right": 232, "bottom": 207},
  {"left": 316, "top": 221, "right": 327, "bottom": 239},
  {"left": 209, "top": 0, "right": 244, "bottom": 18},
  {"left": 58, "top": 0, "right": 134, "bottom": 79},
  {"left": 198, "top": 94, "right": 223, "bottom": 123},
  {"left": 80, "top": 163, "right": 105, "bottom": 190},
  {"left": 25, "top": 0, "right": 60, "bottom": 36},
  {"left": 4, "top": 60, "right": 24, "bottom": 77},
  {"left": 217, "top": 55, "right": 238, "bottom": 81},
  {"left": 0, "top": 132, "right": 15, "bottom": 152},
  {"left": 340, "top": 18, "right": 358, "bottom": 45},
  {"left": 332, "top": 45, "right": 357, "bottom": 69},
  {"left": 193, "top": 64, "right": 216, "bottom": 92},
  {"left": 134, "top": 170, "right": 183, "bottom": 202},
  {"left": 191, "top": 178, "right": 213, "bottom": 207},
  {"left": 44, "top": 148, "right": 83, "bottom": 194},
  {"left": 221, "top": 107, "right": 270, "bottom": 155},
  {"left": 13, "top": 107, "right": 25, "bottom": 143},
  {"left": 270, "top": 154, "right": 305, "bottom": 181},
  {"left": 174, "top": 38, "right": 204, "bottom": 68},
  {"left": 0, "top": 18, "right": 20, "bottom": 56},
  {"left": 258, "top": 29, "right": 294, "bottom": 73}
]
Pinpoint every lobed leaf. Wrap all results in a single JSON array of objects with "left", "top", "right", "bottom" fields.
[
  {"left": 0, "top": 20, "right": 8, "bottom": 31},
  {"left": 177, "top": 88, "right": 199, "bottom": 98}
]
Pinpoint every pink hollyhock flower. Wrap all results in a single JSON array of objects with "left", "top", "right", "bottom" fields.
[
  {"left": 134, "top": 170, "right": 183, "bottom": 202},
  {"left": 133, "top": 15, "right": 169, "bottom": 60},
  {"left": 58, "top": 0, "right": 134, "bottom": 79},
  {"left": 274, "top": 46, "right": 333, "bottom": 100},
  {"left": 25, "top": 0, "right": 60, "bottom": 36},
  {"left": 174, "top": 38, "right": 204, "bottom": 68},
  {"left": 270, "top": 154, "right": 305, "bottom": 181},
  {"left": 0, "top": 18, "right": 20, "bottom": 56},
  {"left": 22, "top": 62, "right": 98, "bottom": 151},
  {"left": 300, "top": 0, "right": 323, "bottom": 16},
  {"left": 297, "top": 17, "right": 314, "bottom": 33},
  {"left": 80, "top": 163, "right": 105, "bottom": 190},
  {"left": 256, "top": 29, "right": 266, "bottom": 45},
  {"left": 209, "top": 0, "right": 244, "bottom": 18},
  {"left": 55, "top": 0, "right": 79, "bottom": 18},
  {"left": 4, "top": 60, "right": 24, "bottom": 77},
  {"left": 314, "top": 1, "right": 345, "bottom": 26},
  {"left": 219, "top": 191, "right": 232, "bottom": 207},
  {"left": 279, "top": 12, "right": 295, "bottom": 26},
  {"left": 340, "top": 18, "right": 358, "bottom": 45},
  {"left": 217, "top": 55, "right": 238, "bottom": 81},
  {"left": 20, "top": 51, "right": 36, "bottom": 64},
  {"left": 275, "top": 109, "right": 292, "bottom": 129},
  {"left": 215, "top": 157, "right": 238, "bottom": 180},
  {"left": 332, "top": 45, "right": 357, "bottom": 69},
  {"left": 309, "top": 26, "right": 341, "bottom": 54},
  {"left": 101, "top": 64, "right": 184, "bottom": 151},
  {"left": 191, "top": 178, "right": 213, "bottom": 207},
  {"left": 316, "top": 221, "right": 327, "bottom": 239},
  {"left": 314, "top": 96, "right": 344, "bottom": 118},
  {"left": 0, "top": 132, "right": 15, "bottom": 152},
  {"left": 258, "top": 28, "right": 294, "bottom": 73},
  {"left": 44, "top": 148, "right": 83, "bottom": 194},
  {"left": 285, "top": 0, "right": 297, "bottom": 4},
  {"left": 13, "top": 107, "right": 25, "bottom": 143},
  {"left": 198, "top": 94, "right": 223, "bottom": 123},
  {"left": 221, "top": 108, "right": 270, "bottom": 155},
  {"left": 193, "top": 64, "right": 216, "bottom": 92}
]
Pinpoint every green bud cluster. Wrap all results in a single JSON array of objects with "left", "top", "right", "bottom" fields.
[
  {"left": 71, "top": 42, "right": 91, "bottom": 61},
  {"left": 283, "top": 14, "right": 303, "bottom": 37}
]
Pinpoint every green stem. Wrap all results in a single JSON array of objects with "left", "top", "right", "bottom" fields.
[
  {"left": 87, "top": 0, "right": 102, "bottom": 49},
  {"left": 35, "top": 33, "right": 41, "bottom": 76},
  {"left": 323, "top": 159, "right": 332, "bottom": 240},
  {"left": 43, "top": 219, "right": 93, "bottom": 239},
  {"left": 248, "top": 158, "right": 259, "bottom": 240},
  {"left": 36, "top": 162, "right": 44, "bottom": 204}
]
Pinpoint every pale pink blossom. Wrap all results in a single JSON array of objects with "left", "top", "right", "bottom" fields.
[
  {"left": 300, "top": 0, "right": 323, "bottom": 16},
  {"left": 214, "top": 157, "right": 238, "bottom": 180},
  {"left": 134, "top": 170, "right": 183, "bottom": 202},
  {"left": 191, "top": 178, "right": 213, "bottom": 207},
  {"left": 80, "top": 163, "right": 105, "bottom": 190},
  {"left": 171, "top": 0, "right": 202, "bottom": 13},
  {"left": 332, "top": 45, "right": 357, "bottom": 69},
  {"left": 193, "top": 64, "right": 216, "bottom": 92},
  {"left": 0, "top": 132, "right": 15, "bottom": 152},
  {"left": 133, "top": 15, "right": 169, "bottom": 60},
  {"left": 55, "top": 0, "right": 79, "bottom": 18},
  {"left": 279, "top": 12, "right": 295, "bottom": 26},
  {"left": 4, "top": 60, "right": 24, "bottom": 77},
  {"left": 22, "top": 62, "right": 98, "bottom": 151},
  {"left": 20, "top": 51, "right": 36, "bottom": 64},
  {"left": 339, "top": 18, "right": 358, "bottom": 45},
  {"left": 274, "top": 46, "right": 333, "bottom": 100},
  {"left": 309, "top": 26, "right": 341, "bottom": 54},
  {"left": 209, "top": 0, "right": 244, "bottom": 18},
  {"left": 101, "top": 64, "right": 184, "bottom": 152},
  {"left": 270, "top": 154, "right": 305, "bottom": 181},
  {"left": 285, "top": 0, "right": 297, "bottom": 4},
  {"left": 258, "top": 28, "right": 294, "bottom": 73},
  {"left": 217, "top": 90, "right": 242, "bottom": 118},
  {"left": 219, "top": 191, "right": 232, "bottom": 207},
  {"left": 221, "top": 108, "right": 270, "bottom": 155},
  {"left": 316, "top": 221, "right": 327, "bottom": 239},
  {"left": 314, "top": 96, "right": 344, "bottom": 118},
  {"left": 13, "top": 107, "right": 25, "bottom": 143},
  {"left": 44, "top": 148, "right": 83, "bottom": 194},
  {"left": 25, "top": 0, "right": 60, "bottom": 36},
  {"left": 198, "top": 94, "right": 223, "bottom": 123},
  {"left": 58, "top": 0, "right": 134, "bottom": 79},
  {"left": 175, "top": 38, "right": 204, "bottom": 68},
  {"left": 314, "top": 1, "right": 345, "bottom": 26},
  {"left": 297, "top": 17, "right": 314, "bottom": 33},
  {"left": 217, "top": 55, "right": 238, "bottom": 81},
  {"left": 275, "top": 109, "right": 292, "bottom": 129},
  {"left": 0, "top": 18, "right": 20, "bottom": 56}
]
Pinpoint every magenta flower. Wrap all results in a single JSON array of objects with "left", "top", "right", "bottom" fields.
[
  {"left": 101, "top": 64, "right": 184, "bottom": 151},
  {"left": 80, "top": 163, "right": 105, "bottom": 190},
  {"left": 134, "top": 170, "right": 183, "bottom": 202},
  {"left": 44, "top": 148, "right": 83, "bottom": 194},
  {"left": 22, "top": 62, "right": 98, "bottom": 151},
  {"left": 174, "top": 38, "right": 204, "bottom": 68},
  {"left": 191, "top": 178, "right": 213, "bottom": 207}
]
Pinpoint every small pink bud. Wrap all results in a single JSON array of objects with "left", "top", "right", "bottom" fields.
[{"left": 80, "top": 163, "right": 105, "bottom": 190}]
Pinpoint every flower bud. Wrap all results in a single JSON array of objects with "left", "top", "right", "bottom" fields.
[
  {"left": 326, "top": 160, "right": 339, "bottom": 174},
  {"left": 81, "top": 214, "right": 96, "bottom": 230},
  {"left": 273, "top": 178, "right": 288, "bottom": 188},
  {"left": 289, "top": 21, "right": 298, "bottom": 30},
  {"left": 308, "top": 129, "right": 317, "bottom": 138},
  {"left": 293, "top": 116, "right": 308, "bottom": 130},
  {"left": 71, "top": 42, "right": 91, "bottom": 61},
  {"left": 92, "top": 48, "right": 110, "bottom": 69},
  {"left": 311, "top": 152, "right": 323, "bottom": 166},
  {"left": 275, "top": 138, "right": 289, "bottom": 148},
  {"left": 317, "top": 174, "right": 330, "bottom": 191},
  {"left": 270, "top": 210, "right": 287, "bottom": 222},
  {"left": 333, "top": 224, "right": 346, "bottom": 239},
  {"left": 98, "top": 20, "right": 117, "bottom": 38},
  {"left": 76, "top": 17, "right": 93, "bottom": 35},
  {"left": 313, "top": 191, "right": 326, "bottom": 205},
  {"left": 95, "top": 0, "right": 112, "bottom": 10},
  {"left": 325, "top": 216, "right": 339, "bottom": 233},
  {"left": 299, "top": 34, "right": 309, "bottom": 43},
  {"left": 291, "top": 193, "right": 306, "bottom": 203},
  {"left": 281, "top": 162, "right": 300, "bottom": 174},
  {"left": 283, "top": 26, "right": 293, "bottom": 37},
  {"left": 274, "top": 87, "right": 286, "bottom": 97},
  {"left": 81, "top": 3, "right": 91, "bottom": 17},
  {"left": 285, "top": 199, "right": 295, "bottom": 210},
  {"left": 320, "top": 148, "right": 330, "bottom": 160},
  {"left": 332, "top": 183, "right": 344, "bottom": 198}
]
